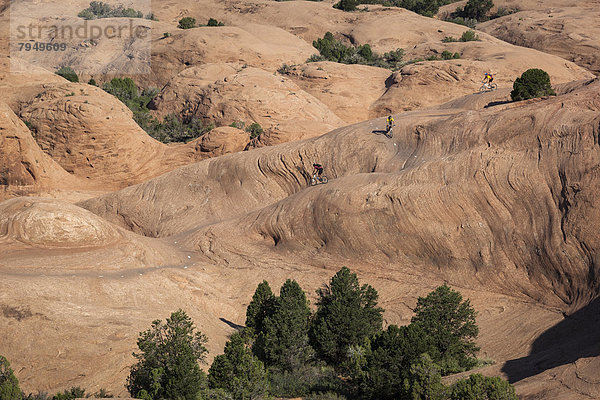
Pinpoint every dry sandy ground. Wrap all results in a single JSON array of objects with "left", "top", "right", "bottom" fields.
[
  {"left": 2, "top": 79, "right": 600, "bottom": 398},
  {"left": 1, "top": 0, "right": 600, "bottom": 398}
]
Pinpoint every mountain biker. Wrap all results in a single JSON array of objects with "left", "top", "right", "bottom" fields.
[
  {"left": 482, "top": 72, "right": 494, "bottom": 88},
  {"left": 313, "top": 163, "right": 324, "bottom": 179},
  {"left": 386, "top": 115, "right": 394, "bottom": 132}
]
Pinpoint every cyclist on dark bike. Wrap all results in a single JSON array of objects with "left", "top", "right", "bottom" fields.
[{"left": 313, "top": 163, "right": 324, "bottom": 179}]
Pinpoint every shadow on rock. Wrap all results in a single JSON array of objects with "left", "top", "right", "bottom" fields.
[{"left": 501, "top": 297, "right": 600, "bottom": 383}]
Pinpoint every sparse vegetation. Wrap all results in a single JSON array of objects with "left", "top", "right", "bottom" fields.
[
  {"left": 0, "top": 356, "right": 21, "bottom": 400},
  {"left": 178, "top": 17, "right": 196, "bottom": 29},
  {"left": 126, "top": 309, "right": 208, "bottom": 400},
  {"left": 229, "top": 121, "right": 264, "bottom": 139},
  {"left": 310, "top": 32, "right": 405, "bottom": 70},
  {"left": 55, "top": 66, "right": 79, "bottom": 82},
  {"left": 460, "top": 0, "right": 494, "bottom": 21},
  {"left": 207, "top": 18, "right": 225, "bottom": 26},
  {"left": 87, "top": 78, "right": 97, "bottom": 86},
  {"left": 102, "top": 77, "right": 214, "bottom": 143},
  {"left": 78, "top": 1, "right": 148, "bottom": 20},
  {"left": 333, "top": 0, "right": 358, "bottom": 11},
  {"left": 460, "top": 29, "right": 479, "bottom": 41},
  {"left": 162, "top": 32, "right": 172, "bottom": 38},
  {"left": 511, "top": 68, "right": 556, "bottom": 101}
]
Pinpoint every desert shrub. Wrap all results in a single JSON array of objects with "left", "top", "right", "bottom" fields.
[
  {"left": 277, "top": 64, "right": 293, "bottom": 74},
  {"left": 460, "top": 30, "right": 479, "bottom": 41},
  {"left": 55, "top": 66, "right": 79, "bottom": 82},
  {"left": 461, "top": 0, "right": 494, "bottom": 20},
  {"left": 441, "top": 50, "right": 461, "bottom": 60},
  {"left": 207, "top": 18, "right": 225, "bottom": 26},
  {"left": 178, "top": 17, "right": 196, "bottom": 29},
  {"left": 0, "top": 356, "right": 21, "bottom": 400},
  {"left": 444, "top": 16, "right": 478, "bottom": 28},
  {"left": 309, "top": 267, "right": 383, "bottom": 369},
  {"left": 411, "top": 284, "right": 479, "bottom": 374},
  {"left": 162, "top": 32, "right": 172, "bottom": 38},
  {"left": 268, "top": 365, "right": 348, "bottom": 398},
  {"left": 449, "top": 373, "right": 518, "bottom": 399},
  {"left": 87, "top": 78, "right": 97, "bottom": 86},
  {"left": 126, "top": 310, "right": 208, "bottom": 400},
  {"left": 246, "top": 122, "right": 264, "bottom": 139},
  {"left": 442, "top": 36, "right": 458, "bottom": 43},
  {"left": 490, "top": 6, "right": 519, "bottom": 19},
  {"left": 511, "top": 68, "right": 556, "bottom": 101},
  {"left": 333, "top": 0, "right": 357, "bottom": 11},
  {"left": 208, "top": 332, "right": 269, "bottom": 400},
  {"left": 311, "top": 32, "right": 404, "bottom": 70},
  {"left": 78, "top": 1, "right": 146, "bottom": 19},
  {"left": 52, "top": 387, "right": 87, "bottom": 400}
]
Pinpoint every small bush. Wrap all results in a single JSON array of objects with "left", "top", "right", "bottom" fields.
[
  {"left": 163, "top": 32, "right": 172, "bottom": 38},
  {"left": 0, "top": 355, "right": 21, "bottom": 400},
  {"left": 178, "top": 17, "right": 196, "bottom": 29},
  {"left": 87, "top": 78, "right": 97, "bottom": 86},
  {"left": 442, "top": 36, "right": 458, "bottom": 43},
  {"left": 441, "top": 50, "right": 461, "bottom": 60},
  {"left": 460, "top": 30, "right": 479, "bottom": 41},
  {"left": 333, "top": 0, "right": 357, "bottom": 11},
  {"left": 52, "top": 386, "right": 86, "bottom": 400},
  {"left": 511, "top": 68, "right": 556, "bottom": 101},
  {"left": 444, "top": 16, "right": 478, "bottom": 28},
  {"left": 55, "top": 66, "right": 79, "bottom": 82},
  {"left": 461, "top": 0, "right": 494, "bottom": 21},
  {"left": 207, "top": 18, "right": 224, "bottom": 26},
  {"left": 78, "top": 1, "right": 146, "bottom": 19},
  {"left": 246, "top": 122, "right": 264, "bottom": 139},
  {"left": 269, "top": 365, "right": 347, "bottom": 398}
]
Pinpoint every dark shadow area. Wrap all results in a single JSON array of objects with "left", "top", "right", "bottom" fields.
[
  {"left": 484, "top": 100, "right": 512, "bottom": 108},
  {"left": 372, "top": 129, "right": 391, "bottom": 138},
  {"left": 219, "top": 317, "right": 245, "bottom": 331},
  {"left": 501, "top": 297, "right": 600, "bottom": 383}
]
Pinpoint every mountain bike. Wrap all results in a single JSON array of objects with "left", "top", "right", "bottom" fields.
[
  {"left": 479, "top": 82, "right": 497, "bottom": 93},
  {"left": 311, "top": 173, "right": 328, "bottom": 186},
  {"left": 385, "top": 123, "right": 394, "bottom": 138}
]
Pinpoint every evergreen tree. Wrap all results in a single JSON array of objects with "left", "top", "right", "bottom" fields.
[
  {"left": 257, "top": 279, "right": 314, "bottom": 371},
  {"left": 461, "top": 0, "right": 494, "bottom": 21},
  {"left": 208, "top": 332, "right": 269, "bottom": 400},
  {"left": 126, "top": 310, "right": 208, "bottom": 400},
  {"left": 449, "top": 374, "right": 518, "bottom": 400},
  {"left": 411, "top": 285, "right": 479, "bottom": 374},
  {"left": 0, "top": 356, "right": 21, "bottom": 400},
  {"left": 407, "top": 353, "right": 447, "bottom": 400},
  {"left": 511, "top": 68, "right": 556, "bottom": 101},
  {"left": 245, "top": 280, "right": 277, "bottom": 335},
  {"left": 358, "top": 324, "right": 435, "bottom": 399},
  {"left": 309, "top": 267, "right": 383, "bottom": 369}
]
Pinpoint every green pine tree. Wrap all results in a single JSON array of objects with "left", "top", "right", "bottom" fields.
[
  {"left": 0, "top": 356, "right": 21, "bottom": 400},
  {"left": 257, "top": 279, "right": 314, "bottom": 371},
  {"left": 245, "top": 280, "right": 277, "bottom": 335},
  {"left": 309, "top": 267, "right": 383, "bottom": 369},
  {"left": 411, "top": 285, "right": 479, "bottom": 374},
  {"left": 208, "top": 332, "right": 269, "bottom": 400},
  {"left": 126, "top": 310, "right": 208, "bottom": 400}
]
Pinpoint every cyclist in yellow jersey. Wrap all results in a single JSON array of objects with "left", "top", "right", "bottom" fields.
[{"left": 386, "top": 115, "right": 394, "bottom": 132}]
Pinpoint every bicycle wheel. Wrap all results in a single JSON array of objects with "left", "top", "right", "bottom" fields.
[
  {"left": 490, "top": 83, "right": 497, "bottom": 90},
  {"left": 479, "top": 84, "right": 488, "bottom": 93},
  {"left": 321, "top": 176, "right": 328, "bottom": 184},
  {"left": 311, "top": 177, "right": 317, "bottom": 186}
]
